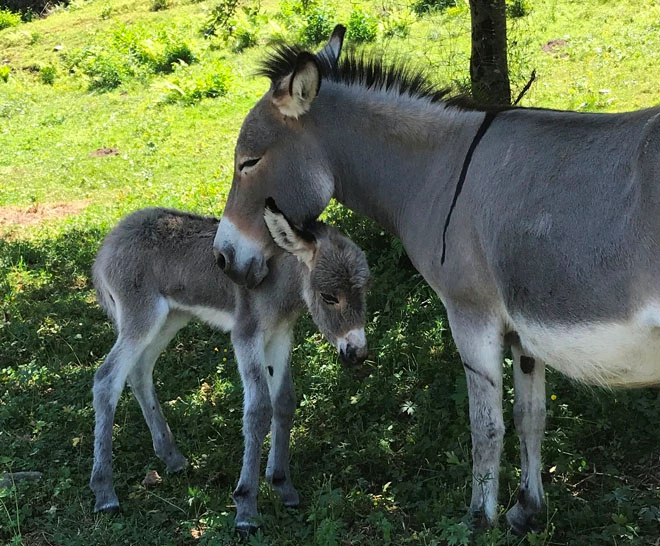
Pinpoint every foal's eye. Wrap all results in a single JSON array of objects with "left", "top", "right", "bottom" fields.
[
  {"left": 320, "top": 293, "right": 339, "bottom": 305},
  {"left": 239, "top": 157, "right": 262, "bottom": 172}
]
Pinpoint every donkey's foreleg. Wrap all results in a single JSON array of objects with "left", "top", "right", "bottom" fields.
[
  {"left": 506, "top": 345, "right": 546, "bottom": 534},
  {"left": 128, "top": 313, "right": 189, "bottom": 472},
  {"left": 232, "top": 331, "right": 272, "bottom": 533},
  {"left": 264, "top": 326, "right": 299, "bottom": 508},
  {"left": 90, "top": 338, "right": 140, "bottom": 513},
  {"left": 447, "top": 308, "right": 504, "bottom": 527}
]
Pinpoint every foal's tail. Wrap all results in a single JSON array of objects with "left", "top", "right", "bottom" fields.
[{"left": 92, "top": 262, "right": 119, "bottom": 330}]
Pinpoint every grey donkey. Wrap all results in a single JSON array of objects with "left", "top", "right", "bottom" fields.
[
  {"left": 89, "top": 200, "right": 370, "bottom": 532},
  {"left": 213, "top": 25, "right": 660, "bottom": 533}
]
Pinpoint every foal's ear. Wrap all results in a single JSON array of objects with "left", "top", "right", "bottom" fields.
[
  {"left": 272, "top": 52, "right": 320, "bottom": 119},
  {"left": 318, "top": 24, "right": 346, "bottom": 64},
  {"left": 264, "top": 198, "right": 317, "bottom": 268}
]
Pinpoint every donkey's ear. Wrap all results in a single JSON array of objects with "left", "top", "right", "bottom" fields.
[
  {"left": 318, "top": 24, "right": 346, "bottom": 64},
  {"left": 272, "top": 52, "right": 320, "bottom": 119},
  {"left": 264, "top": 198, "right": 317, "bottom": 268}
]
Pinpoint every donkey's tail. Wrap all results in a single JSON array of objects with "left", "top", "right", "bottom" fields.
[{"left": 92, "top": 266, "right": 119, "bottom": 330}]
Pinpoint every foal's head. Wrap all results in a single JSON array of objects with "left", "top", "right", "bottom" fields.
[{"left": 264, "top": 199, "right": 369, "bottom": 366}]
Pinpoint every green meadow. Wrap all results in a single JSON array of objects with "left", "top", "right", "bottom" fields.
[{"left": 1, "top": 0, "right": 659, "bottom": 544}]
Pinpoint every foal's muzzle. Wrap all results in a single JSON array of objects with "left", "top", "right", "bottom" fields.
[
  {"left": 339, "top": 344, "right": 368, "bottom": 367},
  {"left": 337, "top": 328, "right": 368, "bottom": 367}
]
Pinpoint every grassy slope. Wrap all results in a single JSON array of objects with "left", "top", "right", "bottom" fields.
[{"left": 1, "top": 1, "right": 660, "bottom": 545}]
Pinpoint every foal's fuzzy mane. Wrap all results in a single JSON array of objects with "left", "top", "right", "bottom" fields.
[{"left": 257, "top": 44, "right": 480, "bottom": 109}]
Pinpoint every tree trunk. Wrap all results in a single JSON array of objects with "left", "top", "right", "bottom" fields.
[{"left": 469, "top": 0, "right": 511, "bottom": 106}]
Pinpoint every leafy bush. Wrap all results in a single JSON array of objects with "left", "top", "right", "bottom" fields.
[
  {"left": 112, "top": 24, "right": 196, "bottom": 74},
  {"left": 155, "top": 61, "right": 232, "bottom": 105},
  {"left": 39, "top": 63, "right": 57, "bottom": 85},
  {"left": 151, "top": 39, "right": 196, "bottom": 73},
  {"left": 276, "top": 0, "right": 336, "bottom": 45},
  {"left": 0, "top": 0, "right": 61, "bottom": 16},
  {"left": 381, "top": 8, "right": 415, "bottom": 39},
  {"left": 62, "top": 43, "right": 133, "bottom": 91},
  {"left": 299, "top": 2, "right": 335, "bottom": 45},
  {"left": 411, "top": 0, "right": 457, "bottom": 15},
  {"left": 0, "top": 7, "right": 21, "bottom": 29},
  {"left": 63, "top": 24, "right": 198, "bottom": 91},
  {"left": 507, "top": 0, "right": 530, "bottom": 18},
  {"left": 81, "top": 49, "right": 128, "bottom": 91},
  {"left": 202, "top": 0, "right": 239, "bottom": 36},
  {"left": 99, "top": 4, "right": 112, "bottom": 19},
  {"left": 228, "top": 14, "right": 258, "bottom": 51},
  {"left": 0, "top": 64, "right": 10, "bottom": 82},
  {"left": 346, "top": 6, "right": 377, "bottom": 44},
  {"left": 208, "top": 3, "right": 263, "bottom": 53},
  {"left": 150, "top": 0, "right": 169, "bottom": 11}
]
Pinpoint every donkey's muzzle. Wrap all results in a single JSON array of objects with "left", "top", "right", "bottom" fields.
[
  {"left": 214, "top": 245, "right": 232, "bottom": 271},
  {"left": 214, "top": 245, "right": 268, "bottom": 289}
]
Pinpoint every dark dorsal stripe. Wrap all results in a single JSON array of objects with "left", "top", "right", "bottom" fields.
[{"left": 440, "top": 111, "right": 498, "bottom": 265}]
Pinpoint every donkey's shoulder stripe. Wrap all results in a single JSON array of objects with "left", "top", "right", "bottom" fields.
[{"left": 440, "top": 111, "right": 498, "bottom": 265}]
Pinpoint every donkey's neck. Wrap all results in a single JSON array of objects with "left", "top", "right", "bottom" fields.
[{"left": 314, "top": 84, "right": 487, "bottom": 239}]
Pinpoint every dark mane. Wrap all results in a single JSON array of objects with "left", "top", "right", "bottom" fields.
[{"left": 257, "top": 43, "right": 478, "bottom": 107}]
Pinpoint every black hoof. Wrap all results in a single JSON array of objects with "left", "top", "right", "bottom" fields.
[
  {"left": 236, "top": 523, "right": 259, "bottom": 540},
  {"left": 506, "top": 510, "right": 541, "bottom": 536},
  {"left": 95, "top": 504, "right": 120, "bottom": 515},
  {"left": 468, "top": 509, "right": 492, "bottom": 530}
]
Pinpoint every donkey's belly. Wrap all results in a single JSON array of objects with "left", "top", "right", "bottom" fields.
[
  {"left": 166, "top": 298, "right": 236, "bottom": 332},
  {"left": 513, "top": 309, "right": 660, "bottom": 387}
]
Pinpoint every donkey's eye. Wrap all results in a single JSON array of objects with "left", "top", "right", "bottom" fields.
[
  {"left": 239, "top": 157, "right": 262, "bottom": 171},
  {"left": 320, "top": 293, "right": 339, "bottom": 305}
]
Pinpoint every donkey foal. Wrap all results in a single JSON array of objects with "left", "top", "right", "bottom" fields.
[{"left": 90, "top": 202, "right": 369, "bottom": 532}]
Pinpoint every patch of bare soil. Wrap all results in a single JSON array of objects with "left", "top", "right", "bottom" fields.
[
  {"left": 542, "top": 39, "right": 568, "bottom": 57},
  {"left": 89, "top": 147, "right": 119, "bottom": 157},
  {"left": 0, "top": 199, "right": 91, "bottom": 227}
]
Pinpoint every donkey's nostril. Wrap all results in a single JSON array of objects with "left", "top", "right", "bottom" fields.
[{"left": 214, "top": 245, "right": 234, "bottom": 271}]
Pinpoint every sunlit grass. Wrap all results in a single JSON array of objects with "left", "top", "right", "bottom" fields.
[{"left": 2, "top": 0, "right": 660, "bottom": 544}]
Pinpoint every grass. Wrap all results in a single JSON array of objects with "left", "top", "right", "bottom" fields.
[{"left": 1, "top": 0, "right": 660, "bottom": 544}]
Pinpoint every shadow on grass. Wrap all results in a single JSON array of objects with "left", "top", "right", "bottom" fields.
[
  {"left": 0, "top": 227, "right": 246, "bottom": 544},
  {"left": 1, "top": 218, "right": 659, "bottom": 545}
]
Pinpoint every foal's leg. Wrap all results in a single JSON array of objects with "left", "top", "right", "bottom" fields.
[
  {"left": 506, "top": 344, "right": 546, "bottom": 534},
  {"left": 128, "top": 312, "right": 190, "bottom": 472},
  {"left": 231, "top": 328, "right": 272, "bottom": 533},
  {"left": 264, "top": 324, "right": 299, "bottom": 507},
  {"left": 90, "top": 299, "right": 169, "bottom": 513},
  {"left": 446, "top": 307, "right": 505, "bottom": 527}
]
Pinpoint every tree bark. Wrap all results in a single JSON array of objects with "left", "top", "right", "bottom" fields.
[{"left": 469, "top": 0, "right": 511, "bottom": 106}]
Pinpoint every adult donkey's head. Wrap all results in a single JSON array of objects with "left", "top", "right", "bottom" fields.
[{"left": 213, "top": 26, "right": 346, "bottom": 287}]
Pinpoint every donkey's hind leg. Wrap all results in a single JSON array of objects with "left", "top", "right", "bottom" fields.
[
  {"left": 231, "top": 329, "right": 272, "bottom": 534},
  {"left": 128, "top": 311, "right": 190, "bottom": 472},
  {"left": 506, "top": 344, "right": 546, "bottom": 535},
  {"left": 90, "top": 299, "right": 169, "bottom": 513},
  {"left": 264, "top": 323, "right": 299, "bottom": 508}
]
